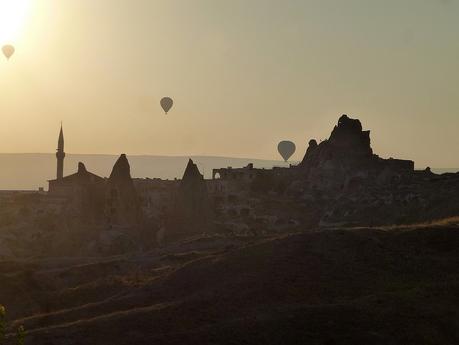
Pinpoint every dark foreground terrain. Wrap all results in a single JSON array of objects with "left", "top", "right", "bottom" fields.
[{"left": 1, "top": 225, "right": 458, "bottom": 345}]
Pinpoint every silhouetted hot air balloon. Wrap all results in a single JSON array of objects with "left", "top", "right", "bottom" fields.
[
  {"left": 160, "top": 97, "right": 173, "bottom": 114},
  {"left": 2, "top": 45, "right": 15, "bottom": 60},
  {"left": 278, "top": 141, "right": 296, "bottom": 162}
]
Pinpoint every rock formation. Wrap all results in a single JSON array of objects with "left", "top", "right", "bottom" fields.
[
  {"left": 105, "top": 154, "right": 142, "bottom": 228},
  {"left": 305, "top": 139, "right": 318, "bottom": 157},
  {"left": 168, "top": 159, "right": 212, "bottom": 239},
  {"left": 299, "top": 114, "right": 413, "bottom": 191},
  {"left": 300, "top": 115, "right": 373, "bottom": 168}
]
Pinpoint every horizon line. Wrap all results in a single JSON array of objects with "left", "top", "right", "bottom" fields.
[{"left": 0, "top": 152, "right": 289, "bottom": 161}]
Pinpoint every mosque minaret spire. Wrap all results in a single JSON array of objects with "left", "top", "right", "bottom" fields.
[{"left": 56, "top": 123, "right": 65, "bottom": 180}]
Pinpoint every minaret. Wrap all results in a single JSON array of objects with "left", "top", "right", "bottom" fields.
[{"left": 56, "top": 124, "right": 65, "bottom": 180}]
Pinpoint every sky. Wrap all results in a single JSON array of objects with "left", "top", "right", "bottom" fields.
[{"left": 0, "top": 0, "right": 458, "bottom": 168}]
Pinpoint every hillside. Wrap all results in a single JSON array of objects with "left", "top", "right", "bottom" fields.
[{"left": 1, "top": 225, "right": 458, "bottom": 345}]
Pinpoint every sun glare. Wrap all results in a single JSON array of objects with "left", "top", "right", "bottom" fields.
[{"left": 0, "top": 0, "right": 31, "bottom": 43}]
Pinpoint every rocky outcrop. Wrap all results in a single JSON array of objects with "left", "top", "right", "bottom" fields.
[
  {"left": 305, "top": 139, "right": 318, "bottom": 158},
  {"left": 109, "top": 154, "right": 132, "bottom": 181},
  {"left": 168, "top": 159, "right": 212, "bottom": 239},
  {"left": 329, "top": 114, "right": 373, "bottom": 156},
  {"left": 298, "top": 115, "right": 413, "bottom": 192},
  {"left": 300, "top": 114, "right": 373, "bottom": 169},
  {"left": 105, "top": 154, "right": 142, "bottom": 228}
]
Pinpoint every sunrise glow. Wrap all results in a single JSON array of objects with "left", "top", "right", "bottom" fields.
[{"left": 0, "top": 0, "right": 31, "bottom": 43}]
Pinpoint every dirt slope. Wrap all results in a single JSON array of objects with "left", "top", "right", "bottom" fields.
[{"left": 1, "top": 228, "right": 458, "bottom": 345}]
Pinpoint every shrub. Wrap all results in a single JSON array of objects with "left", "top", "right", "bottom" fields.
[
  {"left": 0, "top": 305, "right": 26, "bottom": 345},
  {"left": 0, "top": 305, "right": 5, "bottom": 344}
]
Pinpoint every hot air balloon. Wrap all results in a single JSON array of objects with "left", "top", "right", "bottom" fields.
[
  {"left": 2, "top": 45, "right": 15, "bottom": 60},
  {"left": 278, "top": 141, "right": 296, "bottom": 162},
  {"left": 160, "top": 97, "right": 173, "bottom": 114}
]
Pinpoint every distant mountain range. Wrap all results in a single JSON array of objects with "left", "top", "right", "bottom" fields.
[
  {"left": 0, "top": 153, "right": 456, "bottom": 191},
  {"left": 0, "top": 153, "right": 291, "bottom": 190}
]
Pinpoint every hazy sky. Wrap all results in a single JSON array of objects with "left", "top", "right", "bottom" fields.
[{"left": 0, "top": 0, "right": 458, "bottom": 167}]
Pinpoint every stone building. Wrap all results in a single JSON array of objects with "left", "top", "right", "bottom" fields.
[
  {"left": 48, "top": 162, "right": 105, "bottom": 197},
  {"left": 48, "top": 127, "right": 106, "bottom": 223},
  {"left": 133, "top": 178, "right": 178, "bottom": 222}
]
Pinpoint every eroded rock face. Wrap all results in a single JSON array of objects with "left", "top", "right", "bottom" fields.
[
  {"left": 168, "top": 159, "right": 212, "bottom": 239},
  {"left": 300, "top": 115, "right": 373, "bottom": 169},
  {"left": 319, "top": 171, "right": 459, "bottom": 227},
  {"left": 304, "top": 139, "right": 318, "bottom": 159},
  {"left": 105, "top": 154, "right": 142, "bottom": 228},
  {"left": 330, "top": 115, "right": 372, "bottom": 156},
  {"left": 298, "top": 115, "right": 413, "bottom": 192},
  {"left": 109, "top": 154, "right": 132, "bottom": 181}
]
